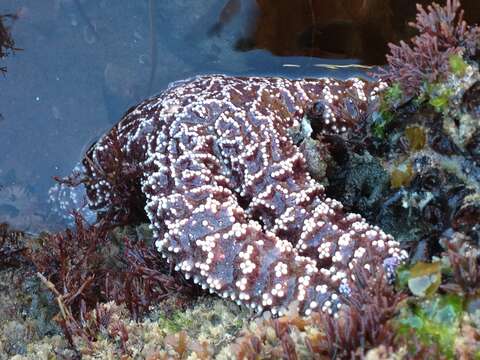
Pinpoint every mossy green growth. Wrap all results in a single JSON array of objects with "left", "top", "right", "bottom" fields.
[
  {"left": 384, "top": 83, "right": 404, "bottom": 107},
  {"left": 397, "top": 294, "right": 463, "bottom": 359},
  {"left": 372, "top": 110, "right": 394, "bottom": 138},
  {"left": 395, "top": 264, "right": 412, "bottom": 291},
  {"left": 372, "top": 83, "right": 403, "bottom": 138},
  {"left": 156, "top": 311, "right": 194, "bottom": 333},
  {"left": 426, "top": 83, "right": 454, "bottom": 113},
  {"left": 449, "top": 54, "right": 468, "bottom": 77},
  {"left": 414, "top": 54, "right": 469, "bottom": 114}
]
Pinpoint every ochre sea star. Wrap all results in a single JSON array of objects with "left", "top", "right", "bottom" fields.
[{"left": 74, "top": 75, "right": 407, "bottom": 316}]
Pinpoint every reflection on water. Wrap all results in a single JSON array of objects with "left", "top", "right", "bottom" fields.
[
  {"left": 0, "top": 0, "right": 479, "bottom": 232},
  {"left": 236, "top": 0, "right": 480, "bottom": 64}
]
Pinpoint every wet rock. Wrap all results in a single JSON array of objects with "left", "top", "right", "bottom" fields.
[
  {"left": 462, "top": 80, "right": 480, "bottom": 119},
  {"left": 411, "top": 166, "right": 444, "bottom": 192},
  {"left": 452, "top": 194, "right": 480, "bottom": 234},
  {"left": 0, "top": 266, "right": 65, "bottom": 359},
  {"left": 429, "top": 131, "right": 461, "bottom": 155},
  {"left": 327, "top": 151, "right": 389, "bottom": 221},
  {"left": 465, "top": 129, "right": 480, "bottom": 161}
]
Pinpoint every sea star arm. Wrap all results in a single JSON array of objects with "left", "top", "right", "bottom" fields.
[{"left": 148, "top": 119, "right": 331, "bottom": 315}]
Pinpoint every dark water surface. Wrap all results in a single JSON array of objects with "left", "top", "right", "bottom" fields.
[{"left": 1, "top": 0, "right": 480, "bottom": 232}]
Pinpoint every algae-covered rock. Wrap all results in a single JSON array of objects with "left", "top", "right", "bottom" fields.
[
  {"left": 327, "top": 151, "right": 390, "bottom": 221},
  {"left": 11, "top": 297, "right": 249, "bottom": 359},
  {"left": 0, "top": 267, "right": 66, "bottom": 359}
]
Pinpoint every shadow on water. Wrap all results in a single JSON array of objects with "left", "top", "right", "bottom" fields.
[{"left": 0, "top": 0, "right": 479, "bottom": 232}]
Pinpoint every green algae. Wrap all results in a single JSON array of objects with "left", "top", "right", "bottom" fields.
[
  {"left": 449, "top": 54, "right": 469, "bottom": 77},
  {"left": 397, "top": 294, "right": 463, "bottom": 359},
  {"left": 427, "top": 83, "right": 454, "bottom": 113},
  {"left": 392, "top": 247, "right": 480, "bottom": 359},
  {"left": 372, "top": 82, "right": 404, "bottom": 138}
]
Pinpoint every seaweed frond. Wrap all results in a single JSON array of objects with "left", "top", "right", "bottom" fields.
[
  {"left": 444, "top": 241, "right": 480, "bottom": 297},
  {"left": 228, "top": 259, "right": 407, "bottom": 359},
  {"left": 29, "top": 213, "right": 198, "bottom": 350},
  {"left": 377, "top": 0, "right": 480, "bottom": 96},
  {"left": 309, "top": 265, "right": 407, "bottom": 358}
]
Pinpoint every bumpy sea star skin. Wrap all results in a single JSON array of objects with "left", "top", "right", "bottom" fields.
[{"left": 77, "top": 75, "right": 407, "bottom": 316}]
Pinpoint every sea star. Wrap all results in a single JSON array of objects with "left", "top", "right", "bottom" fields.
[{"left": 72, "top": 75, "right": 407, "bottom": 316}]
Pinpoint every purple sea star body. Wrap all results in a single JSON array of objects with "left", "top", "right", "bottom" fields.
[{"left": 78, "top": 75, "right": 407, "bottom": 316}]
